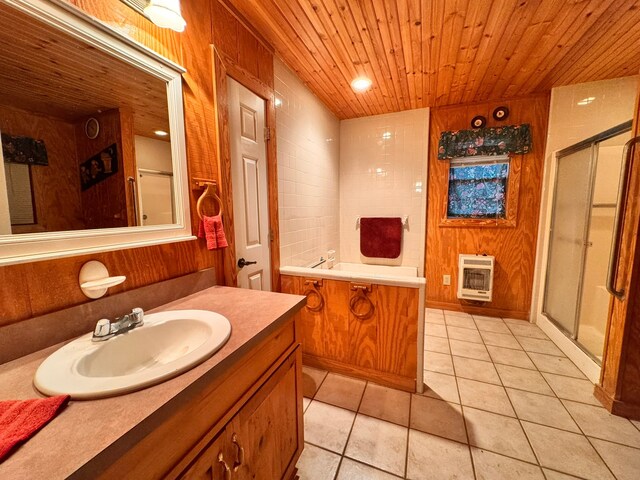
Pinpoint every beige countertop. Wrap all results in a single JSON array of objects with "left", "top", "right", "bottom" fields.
[{"left": 0, "top": 286, "right": 305, "bottom": 479}]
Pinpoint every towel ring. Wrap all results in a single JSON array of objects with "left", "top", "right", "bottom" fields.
[{"left": 196, "top": 183, "right": 223, "bottom": 220}]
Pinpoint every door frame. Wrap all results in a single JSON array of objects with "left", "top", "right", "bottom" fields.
[{"left": 211, "top": 45, "right": 281, "bottom": 290}]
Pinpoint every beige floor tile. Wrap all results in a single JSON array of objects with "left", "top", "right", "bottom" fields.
[
  {"left": 458, "top": 378, "right": 515, "bottom": 417},
  {"left": 527, "top": 353, "right": 585, "bottom": 378},
  {"left": 473, "top": 314, "right": 504, "bottom": 322},
  {"left": 522, "top": 421, "right": 614, "bottom": 480},
  {"left": 336, "top": 458, "right": 401, "bottom": 480},
  {"left": 481, "top": 331, "right": 522, "bottom": 349},
  {"left": 633, "top": 419, "right": 640, "bottom": 431},
  {"left": 504, "top": 317, "right": 527, "bottom": 325},
  {"left": 447, "top": 325, "right": 483, "bottom": 343},
  {"left": 464, "top": 407, "right": 536, "bottom": 462},
  {"left": 590, "top": 437, "right": 640, "bottom": 480},
  {"left": 302, "top": 366, "right": 328, "bottom": 398},
  {"left": 475, "top": 319, "right": 511, "bottom": 334},
  {"left": 426, "top": 308, "right": 444, "bottom": 315},
  {"left": 345, "top": 415, "right": 408, "bottom": 477},
  {"left": 359, "top": 383, "right": 411, "bottom": 426},
  {"left": 444, "top": 310, "right": 473, "bottom": 318},
  {"left": 314, "top": 373, "right": 366, "bottom": 411},
  {"left": 506, "top": 389, "right": 579, "bottom": 432},
  {"left": 507, "top": 323, "right": 548, "bottom": 339},
  {"left": 296, "top": 443, "right": 341, "bottom": 480},
  {"left": 495, "top": 364, "right": 554, "bottom": 395},
  {"left": 425, "top": 315, "right": 445, "bottom": 325},
  {"left": 516, "top": 337, "right": 564, "bottom": 356},
  {"left": 422, "top": 370, "right": 460, "bottom": 403},
  {"left": 424, "top": 351, "right": 455, "bottom": 375},
  {"left": 424, "top": 335, "right": 450, "bottom": 354},
  {"left": 541, "top": 470, "right": 583, "bottom": 480},
  {"left": 410, "top": 394, "right": 467, "bottom": 443},
  {"left": 453, "top": 356, "right": 501, "bottom": 385},
  {"left": 425, "top": 322, "right": 448, "bottom": 337},
  {"left": 541, "top": 373, "right": 601, "bottom": 406},
  {"left": 562, "top": 400, "right": 640, "bottom": 447},
  {"left": 303, "top": 397, "right": 311, "bottom": 412},
  {"left": 471, "top": 447, "right": 545, "bottom": 480},
  {"left": 487, "top": 345, "right": 536, "bottom": 369},
  {"left": 304, "top": 401, "right": 355, "bottom": 454},
  {"left": 445, "top": 315, "right": 477, "bottom": 329},
  {"left": 407, "top": 430, "right": 474, "bottom": 480},
  {"left": 449, "top": 339, "right": 491, "bottom": 361}
]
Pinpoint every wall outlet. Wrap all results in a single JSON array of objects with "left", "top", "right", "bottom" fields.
[{"left": 443, "top": 274, "right": 451, "bottom": 286}]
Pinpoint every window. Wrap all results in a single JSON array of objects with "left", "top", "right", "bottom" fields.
[{"left": 447, "top": 156, "right": 510, "bottom": 219}]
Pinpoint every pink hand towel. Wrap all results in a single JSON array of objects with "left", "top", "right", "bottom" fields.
[
  {"left": 0, "top": 395, "right": 70, "bottom": 461},
  {"left": 198, "top": 214, "right": 228, "bottom": 250}
]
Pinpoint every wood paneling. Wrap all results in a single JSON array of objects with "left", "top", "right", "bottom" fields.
[
  {"left": 0, "top": 2, "right": 170, "bottom": 138},
  {"left": 425, "top": 95, "right": 550, "bottom": 319},
  {"left": 282, "top": 275, "right": 418, "bottom": 391},
  {"left": 0, "top": 105, "right": 84, "bottom": 233},
  {"left": 595, "top": 79, "right": 640, "bottom": 419},
  {"left": 225, "top": 0, "right": 640, "bottom": 119},
  {"left": 0, "top": 0, "right": 224, "bottom": 327},
  {"left": 211, "top": 0, "right": 281, "bottom": 290}
]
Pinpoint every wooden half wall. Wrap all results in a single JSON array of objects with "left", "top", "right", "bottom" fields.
[
  {"left": 425, "top": 95, "right": 550, "bottom": 319},
  {"left": 0, "top": 0, "right": 225, "bottom": 327}
]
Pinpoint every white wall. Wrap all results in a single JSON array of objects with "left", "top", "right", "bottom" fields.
[
  {"left": 531, "top": 75, "right": 638, "bottom": 381},
  {"left": 339, "top": 109, "right": 429, "bottom": 275},
  {"left": 274, "top": 58, "right": 341, "bottom": 268},
  {"left": 135, "top": 135, "right": 172, "bottom": 172}
]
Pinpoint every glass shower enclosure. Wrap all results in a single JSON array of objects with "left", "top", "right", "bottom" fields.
[{"left": 543, "top": 121, "right": 632, "bottom": 363}]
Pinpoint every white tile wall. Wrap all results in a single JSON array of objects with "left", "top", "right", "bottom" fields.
[
  {"left": 275, "top": 58, "right": 341, "bottom": 267},
  {"left": 339, "top": 109, "right": 429, "bottom": 274}
]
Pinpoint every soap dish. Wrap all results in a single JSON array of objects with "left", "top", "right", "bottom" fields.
[{"left": 79, "top": 261, "right": 126, "bottom": 299}]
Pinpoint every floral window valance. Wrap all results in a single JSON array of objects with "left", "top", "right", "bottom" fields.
[{"left": 438, "top": 124, "right": 532, "bottom": 159}]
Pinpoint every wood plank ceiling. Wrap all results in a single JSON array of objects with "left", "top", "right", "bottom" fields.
[{"left": 225, "top": 0, "right": 640, "bottom": 119}]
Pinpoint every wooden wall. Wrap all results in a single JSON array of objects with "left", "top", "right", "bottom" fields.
[
  {"left": 0, "top": 0, "right": 225, "bottom": 327},
  {"left": 0, "top": 105, "right": 84, "bottom": 233},
  {"left": 425, "top": 95, "right": 550, "bottom": 319}
]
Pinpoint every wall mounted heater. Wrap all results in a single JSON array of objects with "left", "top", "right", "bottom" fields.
[{"left": 458, "top": 254, "right": 495, "bottom": 302}]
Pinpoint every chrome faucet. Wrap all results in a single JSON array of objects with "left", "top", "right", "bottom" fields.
[{"left": 92, "top": 307, "right": 144, "bottom": 342}]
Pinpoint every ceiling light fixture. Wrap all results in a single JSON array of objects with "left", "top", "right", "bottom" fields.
[
  {"left": 154, "top": 130, "right": 169, "bottom": 137},
  {"left": 144, "top": 0, "right": 186, "bottom": 32},
  {"left": 351, "top": 76, "right": 372, "bottom": 93},
  {"left": 577, "top": 96, "right": 596, "bottom": 106}
]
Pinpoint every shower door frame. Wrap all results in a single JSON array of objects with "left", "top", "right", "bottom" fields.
[{"left": 542, "top": 121, "right": 632, "bottom": 363}]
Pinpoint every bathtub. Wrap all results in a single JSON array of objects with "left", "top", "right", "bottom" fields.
[{"left": 280, "top": 262, "right": 425, "bottom": 392}]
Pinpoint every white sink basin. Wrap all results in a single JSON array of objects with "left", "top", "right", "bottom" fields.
[{"left": 34, "top": 310, "right": 231, "bottom": 399}]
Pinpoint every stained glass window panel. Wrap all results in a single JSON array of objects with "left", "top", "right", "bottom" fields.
[{"left": 447, "top": 160, "right": 509, "bottom": 219}]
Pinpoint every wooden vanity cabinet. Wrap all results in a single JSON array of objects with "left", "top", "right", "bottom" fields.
[
  {"left": 281, "top": 275, "right": 418, "bottom": 391},
  {"left": 95, "top": 318, "right": 303, "bottom": 480}
]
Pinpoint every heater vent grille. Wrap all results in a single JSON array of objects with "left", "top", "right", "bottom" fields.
[{"left": 457, "top": 254, "right": 494, "bottom": 302}]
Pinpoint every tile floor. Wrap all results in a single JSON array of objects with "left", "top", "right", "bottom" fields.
[{"left": 296, "top": 309, "right": 640, "bottom": 480}]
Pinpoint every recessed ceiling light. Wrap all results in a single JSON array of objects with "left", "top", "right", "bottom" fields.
[
  {"left": 351, "top": 76, "right": 372, "bottom": 93},
  {"left": 577, "top": 96, "right": 596, "bottom": 106},
  {"left": 382, "top": 131, "right": 392, "bottom": 140},
  {"left": 154, "top": 130, "right": 169, "bottom": 137},
  {"left": 275, "top": 97, "right": 283, "bottom": 107}
]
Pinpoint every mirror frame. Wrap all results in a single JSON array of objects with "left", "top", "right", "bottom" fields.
[{"left": 0, "top": 0, "right": 193, "bottom": 266}]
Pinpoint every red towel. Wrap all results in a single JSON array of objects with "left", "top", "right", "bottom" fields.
[
  {"left": 360, "top": 217, "right": 403, "bottom": 259},
  {"left": 198, "top": 214, "right": 228, "bottom": 250},
  {"left": 0, "top": 395, "right": 70, "bottom": 461}
]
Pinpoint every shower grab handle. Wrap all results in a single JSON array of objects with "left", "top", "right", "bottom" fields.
[
  {"left": 303, "top": 279, "right": 325, "bottom": 312},
  {"left": 349, "top": 283, "right": 375, "bottom": 319},
  {"left": 607, "top": 136, "right": 640, "bottom": 299}
]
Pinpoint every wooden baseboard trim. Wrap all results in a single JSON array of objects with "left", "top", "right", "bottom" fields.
[
  {"left": 303, "top": 354, "right": 415, "bottom": 392},
  {"left": 425, "top": 300, "right": 529, "bottom": 320},
  {"left": 593, "top": 384, "right": 640, "bottom": 420}
]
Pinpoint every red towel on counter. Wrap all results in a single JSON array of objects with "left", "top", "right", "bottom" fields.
[
  {"left": 198, "top": 214, "right": 228, "bottom": 250},
  {"left": 0, "top": 395, "right": 70, "bottom": 461},
  {"left": 360, "top": 217, "right": 403, "bottom": 259}
]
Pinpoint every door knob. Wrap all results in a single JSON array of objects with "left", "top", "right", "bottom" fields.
[{"left": 237, "top": 258, "right": 257, "bottom": 268}]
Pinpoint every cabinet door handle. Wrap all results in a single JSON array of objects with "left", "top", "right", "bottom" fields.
[
  {"left": 303, "top": 280, "right": 325, "bottom": 312},
  {"left": 217, "top": 452, "right": 231, "bottom": 480},
  {"left": 349, "top": 285, "right": 375, "bottom": 319},
  {"left": 231, "top": 433, "right": 245, "bottom": 471}
]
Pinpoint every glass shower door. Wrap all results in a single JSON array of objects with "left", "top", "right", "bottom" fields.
[{"left": 543, "top": 146, "right": 594, "bottom": 337}]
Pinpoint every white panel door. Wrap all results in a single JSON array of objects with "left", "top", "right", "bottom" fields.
[
  {"left": 0, "top": 129, "right": 12, "bottom": 234},
  {"left": 227, "top": 77, "right": 271, "bottom": 291}
]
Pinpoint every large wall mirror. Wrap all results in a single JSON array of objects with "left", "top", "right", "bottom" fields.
[{"left": 0, "top": 0, "right": 192, "bottom": 265}]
